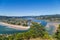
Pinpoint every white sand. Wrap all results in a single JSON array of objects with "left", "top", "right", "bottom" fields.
[{"left": 0, "top": 22, "right": 30, "bottom": 30}]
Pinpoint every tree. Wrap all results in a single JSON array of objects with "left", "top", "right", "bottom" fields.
[
  {"left": 54, "top": 24, "right": 60, "bottom": 40},
  {"left": 31, "top": 22, "right": 46, "bottom": 37},
  {"left": 7, "top": 36, "right": 14, "bottom": 40},
  {"left": 15, "top": 33, "right": 24, "bottom": 40},
  {"left": 43, "top": 32, "right": 53, "bottom": 40}
]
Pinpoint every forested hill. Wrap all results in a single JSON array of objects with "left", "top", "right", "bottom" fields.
[
  {"left": 35, "top": 14, "right": 60, "bottom": 20},
  {"left": 0, "top": 16, "right": 36, "bottom": 19},
  {"left": 39, "top": 14, "right": 60, "bottom": 18},
  {"left": 0, "top": 14, "right": 60, "bottom": 19}
]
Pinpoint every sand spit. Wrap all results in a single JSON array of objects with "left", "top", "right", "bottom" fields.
[{"left": 0, "top": 22, "right": 30, "bottom": 30}]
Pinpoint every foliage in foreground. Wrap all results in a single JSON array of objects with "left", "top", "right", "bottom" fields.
[{"left": 54, "top": 24, "right": 60, "bottom": 40}]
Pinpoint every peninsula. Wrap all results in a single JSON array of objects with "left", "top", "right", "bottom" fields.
[{"left": 0, "top": 22, "right": 30, "bottom": 30}]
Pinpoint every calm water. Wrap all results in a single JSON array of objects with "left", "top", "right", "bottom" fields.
[
  {"left": 0, "top": 25, "right": 28, "bottom": 34},
  {"left": 32, "top": 20, "right": 47, "bottom": 26}
]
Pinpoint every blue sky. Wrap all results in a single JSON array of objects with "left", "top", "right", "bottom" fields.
[{"left": 0, "top": 0, "right": 60, "bottom": 16}]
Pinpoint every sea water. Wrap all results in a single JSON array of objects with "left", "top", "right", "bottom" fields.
[{"left": 0, "top": 25, "right": 27, "bottom": 34}]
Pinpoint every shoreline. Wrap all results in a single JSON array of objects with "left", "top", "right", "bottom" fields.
[{"left": 0, "top": 22, "right": 30, "bottom": 30}]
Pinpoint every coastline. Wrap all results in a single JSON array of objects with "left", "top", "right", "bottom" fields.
[{"left": 0, "top": 22, "right": 30, "bottom": 30}]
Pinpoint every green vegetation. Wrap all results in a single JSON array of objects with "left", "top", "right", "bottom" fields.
[
  {"left": 54, "top": 24, "right": 60, "bottom": 40},
  {"left": 36, "top": 14, "right": 60, "bottom": 21},
  {"left": 0, "top": 17, "right": 28, "bottom": 26},
  {"left": 0, "top": 22, "right": 54, "bottom": 40}
]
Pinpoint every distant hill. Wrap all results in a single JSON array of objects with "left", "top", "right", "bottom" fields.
[
  {"left": 39, "top": 14, "right": 60, "bottom": 18},
  {"left": 36, "top": 14, "right": 60, "bottom": 19},
  {"left": 0, "top": 14, "right": 60, "bottom": 19}
]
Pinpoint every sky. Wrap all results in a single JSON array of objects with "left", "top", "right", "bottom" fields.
[{"left": 0, "top": 0, "right": 60, "bottom": 16}]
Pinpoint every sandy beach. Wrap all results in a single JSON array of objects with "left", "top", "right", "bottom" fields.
[{"left": 0, "top": 22, "right": 30, "bottom": 30}]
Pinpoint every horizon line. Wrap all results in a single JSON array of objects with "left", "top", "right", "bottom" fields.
[{"left": 0, "top": 14, "right": 60, "bottom": 17}]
